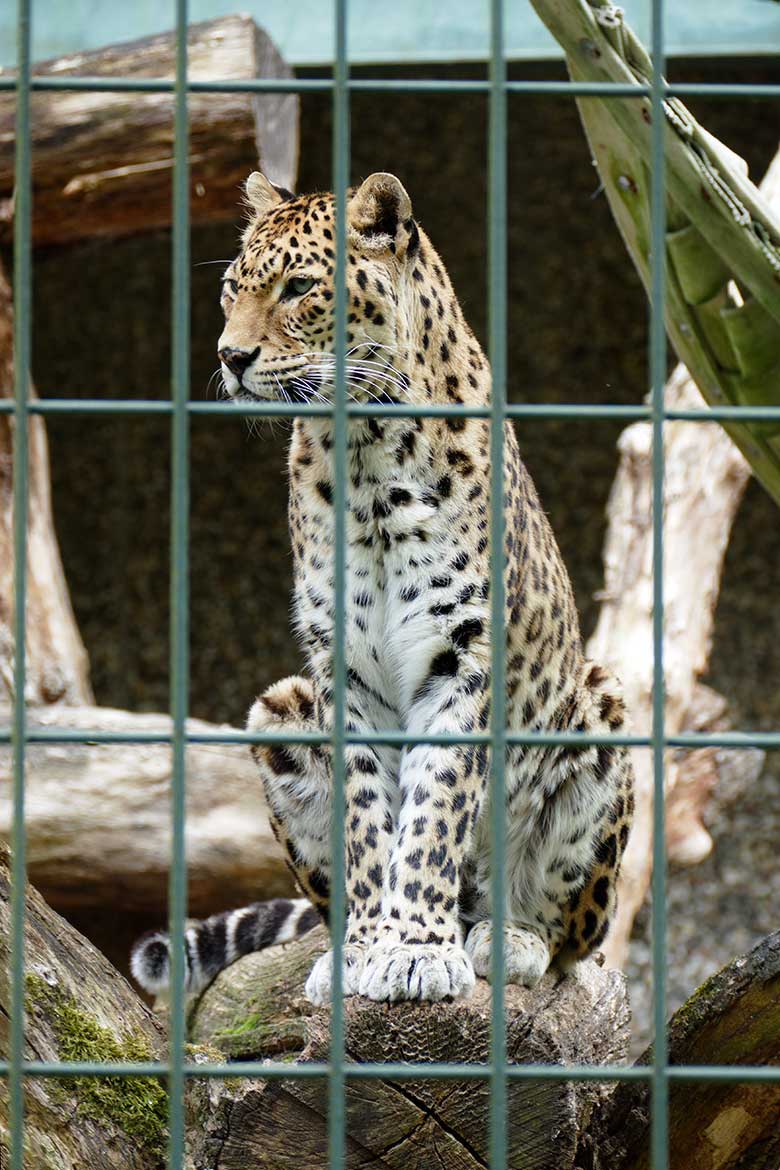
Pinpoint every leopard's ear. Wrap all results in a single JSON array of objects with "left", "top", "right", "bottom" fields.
[
  {"left": 348, "top": 172, "right": 418, "bottom": 256},
  {"left": 244, "top": 171, "right": 287, "bottom": 216}
]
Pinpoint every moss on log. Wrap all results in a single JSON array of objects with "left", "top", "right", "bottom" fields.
[{"left": 0, "top": 846, "right": 166, "bottom": 1169}]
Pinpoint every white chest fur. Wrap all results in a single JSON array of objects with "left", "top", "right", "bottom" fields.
[{"left": 293, "top": 477, "right": 467, "bottom": 728}]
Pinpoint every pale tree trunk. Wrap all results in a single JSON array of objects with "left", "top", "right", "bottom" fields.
[
  {"left": 0, "top": 14, "right": 298, "bottom": 705},
  {"left": 590, "top": 146, "right": 780, "bottom": 969}
]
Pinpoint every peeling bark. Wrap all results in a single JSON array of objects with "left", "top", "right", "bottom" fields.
[{"left": 0, "top": 258, "right": 93, "bottom": 707}]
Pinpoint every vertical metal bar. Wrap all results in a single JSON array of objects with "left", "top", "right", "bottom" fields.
[
  {"left": 649, "top": 0, "right": 669, "bottom": 1167},
  {"left": 329, "top": 1, "right": 349, "bottom": 1167},
  {"left": 488, "top": 1, "right": 508, "bottom": 1167},
  {"left": 10, "top": 0, "right": 31, "bottom": 1166},
  {"left": 168, "top": 0, "right": 190, "bottom": 1166}
]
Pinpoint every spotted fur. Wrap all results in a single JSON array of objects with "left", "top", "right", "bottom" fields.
[{"left": 132, "top": 171, "right": 634, "bottom": 1004}]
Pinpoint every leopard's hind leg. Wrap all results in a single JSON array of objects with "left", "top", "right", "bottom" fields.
[
  {"left": 558, "top": 744, "right": 634, "bottom": 964},
  {"left": 466, "top": 664, "right": 635, "bottom": 985}
]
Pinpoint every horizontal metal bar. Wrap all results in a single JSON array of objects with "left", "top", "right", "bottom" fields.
[
  {"left": 666, "top": 731, "right": 780, "bottom": 749},
  {"left": 665, "top": 406, "right": 780, "bottom": 422},
  {"left": 666, "top": 1065, "right": 780, "bottom": 1083},
  {"left": 1, "top": 75, "right": 779, "bottom": 99},
  {"left": 4, "top": 399, "right": 780, "bottom": 423},
  {"left": 0, "top": 77, "right": 645, "bottom": 96},
  {"left": 0, "top": 1059, "right": 777, "bottom": 1082},
  {"left": 667, "top": 83, "right": 780, "bottom": 100},
  {"left": 5, "top": 399, "right": 780, "bottom": 424},
  {"left": 7, "top": 400, "right": 175, "bottom": 416},
  {"left": 3, "top": 727, "right": 780, "bottom": 748}
]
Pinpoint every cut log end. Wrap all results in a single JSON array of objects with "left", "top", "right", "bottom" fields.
[
  {"left": 0, "top": 16, "right": 299, "bottom": 248},
  {"left": 186, "top": 927, "right": 631, "bottom": 1170}
]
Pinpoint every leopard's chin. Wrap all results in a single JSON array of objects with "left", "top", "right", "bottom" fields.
[{"left": 230, "top": 381, "right": 312, "bottom": 406}]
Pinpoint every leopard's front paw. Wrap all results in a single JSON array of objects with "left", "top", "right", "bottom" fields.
[
  {"left": 358, "top": 943, "right": 475, "bottom": 1003},
  {"left": 465, "top": 921, "right": 551, "bottom": 988},
  {"left": 304, "top": 943, "right": 366, "bottom": 1006}
]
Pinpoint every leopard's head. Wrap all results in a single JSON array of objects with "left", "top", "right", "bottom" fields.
[{"left": 217, "top": 171, "right": 421, "bottom": 406}]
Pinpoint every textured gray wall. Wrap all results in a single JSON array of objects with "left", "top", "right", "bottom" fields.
[{"left": 18, "top": 57, "right": 780, "bottom": 1023}]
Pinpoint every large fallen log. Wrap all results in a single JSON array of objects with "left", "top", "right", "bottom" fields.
[
  {"left": 594, "top": 931, "right": 780, "bottom": 1170},
  {"left": 589, "top": 144, "right": 780, "bottom": 969},
  {"left": 187, "top": 926, "right": 632, "bottom": 1170},
  {"left": 0, "top": 15, "right": 298, "bottom": 248},
  {"left": 0, "top": 703, "right": 292, "bottom": 916}
]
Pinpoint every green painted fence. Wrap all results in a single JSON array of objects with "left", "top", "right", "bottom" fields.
[{"left": 3, "top": 1, "right": 780, "bottom": 1168}]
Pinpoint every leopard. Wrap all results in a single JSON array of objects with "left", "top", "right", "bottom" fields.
[{"left": 131, "top": 170, "right": 634, "bottom": 1006}]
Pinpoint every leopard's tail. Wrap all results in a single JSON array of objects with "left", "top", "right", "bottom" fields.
[{"left": 130, "top": 897, "right": 319, "bottom": 996}]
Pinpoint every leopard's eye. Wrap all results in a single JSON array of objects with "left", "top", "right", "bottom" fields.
[{"left": 282, "top": 276, "right": 316, "bottom": 299}]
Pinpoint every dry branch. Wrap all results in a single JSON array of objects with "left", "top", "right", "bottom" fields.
[
  {"left": 0, "top": 15, "right": 298, "bottom": 247},
  {"left": 586, "top": 369, "right": 751, "bottom": 967},
  {"left": 589, "top": 145, "right": 780, "bottom": 969},
  {"left": 187, "top": 927, "right": 631, "bottom": 1170},
  {"left": 0, "top": 703, "right": 293, "bottom": 916},
  {"left": 0, "top": 258, "right": 92, "bottom": 706}
]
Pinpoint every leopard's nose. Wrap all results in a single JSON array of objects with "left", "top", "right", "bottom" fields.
[{"left": 219, "top": 345, "right": 260, "bottom": 378}]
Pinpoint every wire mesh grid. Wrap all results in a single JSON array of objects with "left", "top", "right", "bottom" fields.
[{"left": 6, "top": 0, "right": 780, "bottom": 1168}]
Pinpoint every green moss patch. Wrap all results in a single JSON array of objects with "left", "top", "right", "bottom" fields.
[{"left": 26, "top": 974, "right": 167, "bottom": 1158}]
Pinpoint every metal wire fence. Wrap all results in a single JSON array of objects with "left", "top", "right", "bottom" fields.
[{"left": 5, "top": 0, "right": 780, "bottom": 1168}]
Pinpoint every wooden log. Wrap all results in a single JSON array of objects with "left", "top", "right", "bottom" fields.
[
  {"left": 187, "top": 929, "right": 631, "bottom": 1170},
  {"left": 0, "top": 257, "right": 93, "bottom": 705},
  {"left": 0, "top": 703, "right": 293, "bottom": 916},
  {"left": 189, "top": 924, "right": 328, "bottom": 1060},
  {"left": 0, "top": 844, "right": 167, "bottom": 1169},
  {"left": 594, "top": 931, "right": 780, "bottom": 1170},
  {"left": 588, "top": 144, "right": 780, "bottom": 969},
  {"left": 0, "top": 15, "right": 298, "bottom": 248}
]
